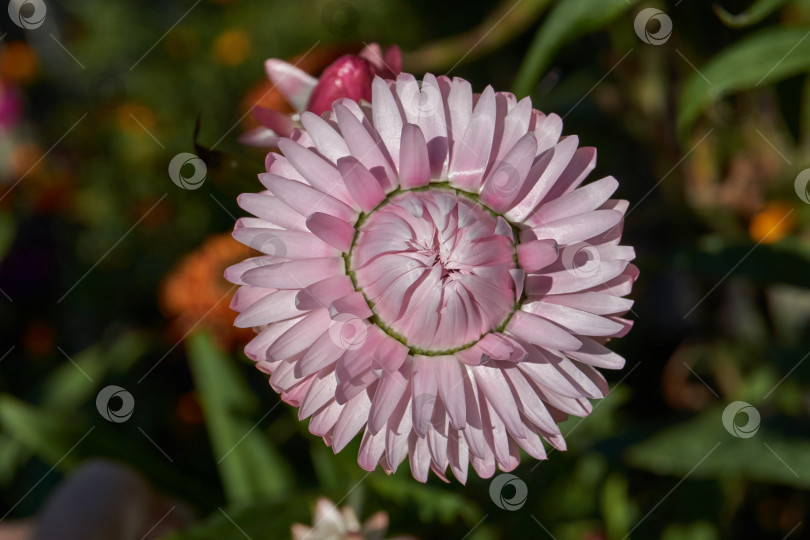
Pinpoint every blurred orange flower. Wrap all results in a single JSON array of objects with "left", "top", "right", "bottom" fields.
[
  {"left": 0, "top": 41, "right": 39, "bottom": 84},
  {"left": 749, "top": 200, "right": 795, "bottom": 244},
  {"left": 116, "top": 103, "right": 157, "bottom": 135},
  {"left": 160, "top": 233, "right": 255, "bottom": 348},
  {"left": 11, "top": 142, "right": 43, "bottom": 179},
  {"left": 213, "top": 29, "right": 250, "bottom": 66}
]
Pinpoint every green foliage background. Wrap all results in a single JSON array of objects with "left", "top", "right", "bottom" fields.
[{"left": 1, "top": 0, "right": 810, "bottom": 538}]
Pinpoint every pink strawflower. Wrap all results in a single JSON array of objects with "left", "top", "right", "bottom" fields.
[
  {"left": 240, "top": 43, "right": 401, "bottom": 147},
  {"left": 227, "top": 73, "right": 637, "bottom": 483}
]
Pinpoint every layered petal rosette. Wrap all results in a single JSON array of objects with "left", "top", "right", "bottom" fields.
[{"left": 226, "top": 72, "right": 637, "bottom": 483}]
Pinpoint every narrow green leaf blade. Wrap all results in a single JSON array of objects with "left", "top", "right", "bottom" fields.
[
  {"left": 678, "top": 26, "right": 810, "bottom": 137},
  {"left": 0, "top": 395, "right": 88, "bottom": 470},
  {"left": 714, "top": 0, "right": 789, "bottom": 28},
  {"left": 626, "top": 406, "right": 810, "bottom": 488},
  {"left": 513, "top": 0, "right": 641, "bottom": 98},
  {"left": 186, "top": 331, "right": 291, "bottom": 504},
  {"left": 41, "top": 331, "right": 148, "bottom": 410},
  {"left": 367, "top": 474, "right": 482, "bottom": 524}
]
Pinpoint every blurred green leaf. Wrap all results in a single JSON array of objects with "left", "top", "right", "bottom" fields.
[
  {"left": 626, "top": 406, "right": 810, "bottom": 488},
  {"left": 0, "top": 436, "right": 30, "bottom": 485},
  {"left": 678, "top": 26, "right": 810, "bottom": 137},
  {"left": 40, "top": 331, "right": 147, "bottom": 411},
  {"left": 309, "top": 443, "right": 348, "bottom": 493},
  {"left": 559, "top": 386, "right": 631, "bottom": 449},
  {"left": 714, "top": 0, "right": 789, "bottom": 28},
  {"left": 513, "top": 0, "right": 640, "bottom": 98},
  {"left": 0, "top": 211, "right": 16, "bottom": 260},
  {"left": 0, "top": 395, "right": 89, "bottom": 470},
  {"left": 554, "top": 453, "right": 607, "bottom": 517},
  {"left": 802, "top": 73, "right": 810, "bottom": 144},
  {"left": 163, "top": 497, "right": 311, "bottom": 540},
  {"left": 662, "top": 521, "right": 718, "bottom": 540},
  {"left": 600, "top": 473, "right": 635, "bottom": 540},
  {"left": 366, "top": 474, "right": 481, "bottom": 524},
  {"left": 186, "top": 331, "right": 291, "bottom": 504}
]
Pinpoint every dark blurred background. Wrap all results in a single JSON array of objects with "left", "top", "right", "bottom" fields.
[{"left": 1, "top": 0, "right": 809, "bottom": 538}]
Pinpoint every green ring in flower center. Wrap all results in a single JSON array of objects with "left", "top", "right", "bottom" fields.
[{"left": 344, "top": 183, "right": 526, "bottom": 356}]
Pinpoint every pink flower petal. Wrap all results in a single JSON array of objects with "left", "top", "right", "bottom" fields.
[
  {"left": 234, "top": 289, "right": 302, "bottom": 328},
  {"left": 517, "top": 239, "right": 558, "bottom": 273},
  {"left": 435, "top": 357, "right": 467, "bottom": 430},
  {"left": 278, "top": 139, "right": 356, "bottom": 208},
  {"left": 336, "top": 156, "right": 386, "bottom": 212},
  {"left": 371, "top": 77, "right": 404, "bottom": 169},
  {"left": 299, "top": 111, "right": 350, "bottom": 163},
  {"left": 505, "top": 310, "right": 582, "bottom": 351},
  {"left": 398, "top": 123, "right": 431, "bottom": 189},
  {"left": 448, "top": 86, "right": 496, "bottom": 191},
  {"left": 295, "top": 275, "right": 355, "bottom": 311},
  {"left": 242, "top": 258, "right": 344, "bottom": 289},
  {"left": 334, "top": 103, "right": 397, "bottom": 192},
  {"left": 369, "top": 365, "right": 409, "bottom": 434},
  {"left": 260, "top": 173, "right": 357, "bottom": 223},
  {"left": 265, "top": 59, "right": 317, "bottom": 111},
  {"left": 306, "top": 212, "right": 354, "bottom": 252}
]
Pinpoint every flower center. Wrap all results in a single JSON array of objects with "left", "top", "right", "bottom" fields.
[{"left": 349, "top": 189, "right": 518, "bottom": 353}]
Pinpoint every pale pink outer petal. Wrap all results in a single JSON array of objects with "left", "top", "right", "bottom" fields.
[
  {"left": 398, "top": 123, "right": 431, "bottom": 189},
  {"left": 265, "top": 59, "right": 317, "bottom": 111}
]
